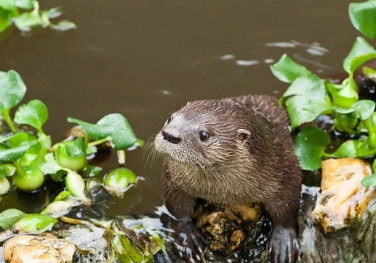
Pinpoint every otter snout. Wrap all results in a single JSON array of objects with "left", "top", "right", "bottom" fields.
[{"left": 162, "top": 130, "right": 181, "bottom": 144}]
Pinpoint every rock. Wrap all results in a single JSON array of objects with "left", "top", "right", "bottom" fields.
[
  {"left": 312, "top": 158, "right": 376, "bottom": 233},
  {"left": 3, "top": 233, "right": 76, "bottom": 263},
  {"left": 195, "top": 202, "right": 262, "bottom": 254}
]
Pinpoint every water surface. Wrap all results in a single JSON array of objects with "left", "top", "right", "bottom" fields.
[{"left": 0, "top": 0, "right": 357, "bottom": 216}]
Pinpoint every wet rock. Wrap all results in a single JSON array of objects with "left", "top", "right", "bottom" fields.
[
  {"left": 195, "top": 203, "right": 262, "bottom": 254},
  {"left": 312, "top": 158, "right": 376, "bottom": 233},
  {"left": 3, "top": 233, "right": 76, "bottom": 263},
  {"left": 192, "top": 202, "right": 272, "bottom": 263},
  {"left": 299, "top": 184, "right": 376, "bottom": 262}
]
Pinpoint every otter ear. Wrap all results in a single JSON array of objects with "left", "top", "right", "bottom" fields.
[{"left": 237, "top": 129, "right": 250, "bottom": 144}]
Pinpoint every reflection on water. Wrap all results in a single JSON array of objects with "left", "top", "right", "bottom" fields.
[{"left": 0, "top": 0, "right": 356, "bottom": 217}]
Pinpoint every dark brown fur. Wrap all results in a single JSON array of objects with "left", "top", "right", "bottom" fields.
[{"left": 154, "top": 95, "right": 302, "bottom": 262}]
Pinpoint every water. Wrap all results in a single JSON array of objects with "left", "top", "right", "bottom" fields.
[{"left": 0, "top": 0, "right": 357, "bottom": 216}]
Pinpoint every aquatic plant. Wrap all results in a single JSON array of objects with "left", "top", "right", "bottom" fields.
[
  {"left": 271, "top": 0, "right": 376, "bottom": 186},
  {"left": 0, "top": 69, "right": 164, "bottom": 260},
  {"left": 0, "top": 0, "right": 76, "bottom": 34},
  {"left": 0, "top": 69, "right": 142, "bottom": 215}
]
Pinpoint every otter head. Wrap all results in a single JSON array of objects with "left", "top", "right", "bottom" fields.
[{"left": 154, "top": 99, "right": 252, "bottom": 169}]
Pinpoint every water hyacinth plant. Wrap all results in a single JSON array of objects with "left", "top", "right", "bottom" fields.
[
  {"left": 0, "top": 0, "right": 76, "bottom": 33},
  {"left": 270, "top": 0, "right": 376, "bottom": 187},
  {"left": 0, "top": 68, "right": 143, "bottom": 228},
  {"left": 0, "top": 69, "right": 164, "bottom": 260}
]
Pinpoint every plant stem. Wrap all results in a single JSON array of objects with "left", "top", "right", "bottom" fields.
[
  {"left": 12, "top": 161, "right": 24, "bottom": 177},
  {"left": 88, "top": 137, "right": 110, "bottom": 147},
  {"left": 2, "top": 109, "right": 16, "bottom": 133},
  {"left": 363, "top": 117, "right": 376, "bottom": 134}
]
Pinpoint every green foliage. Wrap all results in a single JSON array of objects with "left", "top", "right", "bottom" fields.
[
  {"left": 294, "top": 127, "right": 330, "bottom": 170},
  {"left": 109, "top": 220, "right": 164, "bottom": 263},
  {"left": 12, "top": 214, "right": 57, "bottom": 234},
  {"left": 0, "top": 208, "right": 26, "bottom": 230},
  {"left": 349, "top": 0, "right": 376, "bottom": 39},
  {"left": 362, "top": 172, "right": 376, "bottom": 187},
  {"left": 279, "top": 73, "right": 332, "bottom": 129},
  {"left": 270, "top": 54, "right": 311, "bottom": 83},
  {"left": 0, "top": 70, "right": 26, "bottom": 112},
  {"left": 0, "top": 0, "right": 76, "bottom": 34},
  {"left": 14, "top": 99, "right": 48, "bottom": 134},
  {"left": 343, "top": 37, "right": 376, "bottom": 77},
  {"left": 271, "top": 1, "right": 376, "bottom": 176},
  {"left": 0, "top": 69, "right": 151, "bottom": 251},
  {"left": 68, "top": 114, "right": 144, "bottom": 150},
  {"left": 55, "top": 138, "right": 87, "bottom": 171},
  {"left": 272, "top": 50, "right": 376, "bottom": 170}
]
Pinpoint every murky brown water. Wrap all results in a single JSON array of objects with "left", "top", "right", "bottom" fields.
[{"left": 0, "top": 0, "right": 357, "bottom": 216}]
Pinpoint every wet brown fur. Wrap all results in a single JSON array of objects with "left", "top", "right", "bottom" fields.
[{"left": 155, "top": 95, "right": 302, "bottom": 230}]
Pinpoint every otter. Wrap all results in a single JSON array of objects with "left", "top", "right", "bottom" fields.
[{"left": 154, "top": 95, "right": 302, "bottom": 263}]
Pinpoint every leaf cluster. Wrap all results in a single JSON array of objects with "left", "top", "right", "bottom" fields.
[
  {"left": 0, "top": 0, "right": 76, "bottom": 33},
  {"left": 0, "top": 69, "right": 145, "bottom": 237},
  {"left": 108, "top": 220, "right": 164, "bottom": 263},
  {"left": 270, "top": 0, "right": 376, "bottom": 186}
]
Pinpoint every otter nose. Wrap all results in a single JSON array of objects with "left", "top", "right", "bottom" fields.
[{"left": 162, "top": 130, "right": 181, "bottom": 144}]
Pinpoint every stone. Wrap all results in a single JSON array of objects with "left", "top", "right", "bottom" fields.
[
  {"left": 3, "top": 233, "right": 76, "bottom": 263},
  {"left": 312, "top": 158, "right": 376, "bottom": 233}
]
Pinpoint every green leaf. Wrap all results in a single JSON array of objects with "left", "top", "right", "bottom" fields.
[
  {"left": 0, "top": 6, "right": 17, "bottom": 32},
  {"left": 68, "top": 113, "right": 141, "bottom": 150},
  {"left": 0, "top": 143, "right": 34, "bottom": 161},
  {"left": 111, "top": 230, "right": 146, "bottom": 263},
  {"left": 294, "top": 127, "right": 330, "bottom": 170},
  {"left": 5, "top": 132, "right": 36, "bottom": 148},
  {"left": 54, "top": 190, "right": 71, "bottom": 201},
  {"left": 40, "top": 153, "right": 63, "bottom": 175},
  {"left": 54, "top": 20, "right": 76, "bottom": 31},
  {"left": 349, "top": 0, "right": 376, "bottom": 39},
  {"left": 0, "top": 208, "right": 26, "bottom": 230},
  {"left": 14, "top": 11, "right": 45, "bottom": 31},
  {"left": 331, "top": 140, "right": 358, "bottom": 157},
  {"left": 362, "top": 173, "right": 376, "bottom": 187},
  {"left": 362, "top": 66, "right": 376, "bottom": 80},
  {"left": 270, "top": 54, "right": 312, "bottom": 83},
  {"left": 0, "top": 163, "right": 15, "bottom": 176},
  {"left": 14, "top": 0, "right": 33, "bottom": 10},
  {"left": 352, "top": 100, "right": 375, "bottom": 120},
  {"left": 83, "top": 164, "right": 102, "bottom": 177},
  {"left": 343, "top": 37, "right": 376, "bottom": 75},
  {"left": 281, "top": 75, "right": 333, "bottom": 129},
  {"left": 356, "top": 138, "right": 376, "bottom": 157},
  {"left": 283, "top": 74, "right": 328, "bottom": 100},
  {"left": 55, "top": 138, "right": 87, "bottom": 171},
  {"left": 17, "top": 141, "right": 42, "bottom": 167},
  {"left": 325, "top": 79, "right": 358, "bottom": 108},
  {"left": 12, "top": 214, "right": 58, "bottom": 234},
  {"left": 46, "top": 7, "right": 61, "bottom": 18},
  {"left": 0, "top": 0, "right": 17, "bottom": 9},
  {"left": 0, "top": 70, "right": 27, "bottom": 112},
  {"left": 14, "top": 99, "right": 48, "bottom": 132},
  {"left": 65, "top": 137, "right": 85, "bottom": 158}
]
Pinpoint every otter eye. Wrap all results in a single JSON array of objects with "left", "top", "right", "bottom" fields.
[{"left": 199, "top": 131, "right": 209, "bottom": 142}]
